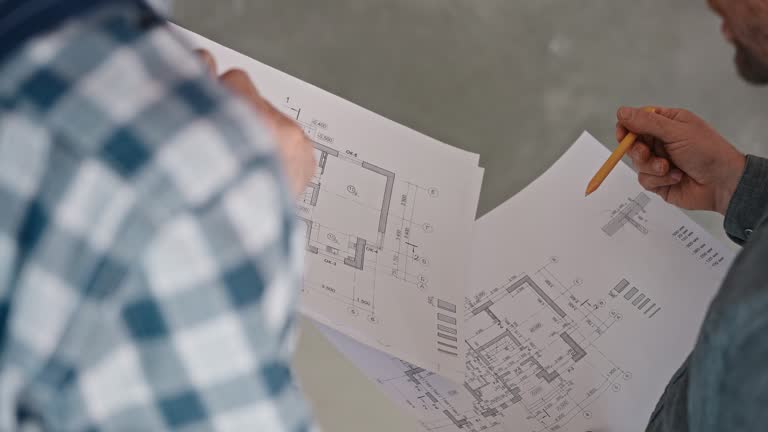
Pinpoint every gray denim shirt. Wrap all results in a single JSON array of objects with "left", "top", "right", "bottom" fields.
[{"left": 646, "top": 155, "right": 768, "bottom": 431}]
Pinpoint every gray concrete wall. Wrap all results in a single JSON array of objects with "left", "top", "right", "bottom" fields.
[{"left": 173, "top": 1, "right": 768, "bottom": 430}]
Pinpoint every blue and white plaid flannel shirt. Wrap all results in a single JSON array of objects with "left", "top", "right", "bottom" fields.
[{"left": 0, "top": 2, "right": 314, "bottom": 431}]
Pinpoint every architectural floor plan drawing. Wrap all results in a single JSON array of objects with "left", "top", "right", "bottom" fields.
[
  {"left": 318, "top": 133, "right": 736, "bottom": 432},
  {"left": 179, "top": 26, "right": 484, "bottom": 381},
  {"left": 283, "top": 98, "right": 480, "bottom": 374},
  {"left": 297, "top": 140, "right": 395, "bottom": 272},
  {"left": 319, "top": 261, "right": 637, "bottom": 432}
]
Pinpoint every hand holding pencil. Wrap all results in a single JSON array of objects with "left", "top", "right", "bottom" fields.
[
  {"left": 585, "top": 107, "right": 657, "bottom": 196},
  {"left": 586, "top": 106, "right": 747, "bottom": 216}
]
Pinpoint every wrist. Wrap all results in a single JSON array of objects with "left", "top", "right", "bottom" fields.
[{"left": 715, "top": 151, "right": 747, "bottom": 215}]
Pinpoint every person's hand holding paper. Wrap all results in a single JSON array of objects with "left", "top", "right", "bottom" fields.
[{"left": 617, "top": 106, "right": 746, "bottom": 215}]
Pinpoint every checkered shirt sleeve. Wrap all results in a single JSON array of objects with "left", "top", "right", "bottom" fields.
[{"left": 0, "top": 3, "right": 314, "bottom": 431}]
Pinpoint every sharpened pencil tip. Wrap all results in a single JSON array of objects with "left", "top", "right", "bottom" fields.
[
  {"left": 585, "top": 183, "right": 597, "bottom": 197},
  {"left": 584, "top": 176, "right": 602, "bottom": 196}
]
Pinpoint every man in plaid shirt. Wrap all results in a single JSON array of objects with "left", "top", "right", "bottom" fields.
[{"left": 0, "top": 0, "right": 317, "bottom": 430}]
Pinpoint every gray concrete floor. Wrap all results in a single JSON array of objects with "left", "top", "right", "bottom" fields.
[{"left": 174, "top": 1, "right": 768, "bottom": 430}]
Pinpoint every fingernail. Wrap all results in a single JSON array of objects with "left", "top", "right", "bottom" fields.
[
  {"left": 655, "top": 160, "right": 665, "bottom": 172},
  {"left": 671, "top": 170, "right": 683, "bottom": 182},
  {"left": 619, "top": 107, "right": 632, "bottom": 120}
]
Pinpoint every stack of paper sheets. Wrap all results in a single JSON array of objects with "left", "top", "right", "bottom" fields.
[
  {"left": 318, "top": 133, "right": 733, "bottom": 432},
  {"left": 177, "top": 26, "right": 734, "bottom": 432}
]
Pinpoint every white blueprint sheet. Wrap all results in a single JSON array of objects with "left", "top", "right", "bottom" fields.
[
  {"left": 174, "top": 26, "right": 483, "bottom": 381},
  {"left": 318, "top": 132, "right": 734, "bottom": 432}
]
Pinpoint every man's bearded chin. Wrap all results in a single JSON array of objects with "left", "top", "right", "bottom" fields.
[{"left": 735, "top": 41, "right": 768, "bottom": 85}]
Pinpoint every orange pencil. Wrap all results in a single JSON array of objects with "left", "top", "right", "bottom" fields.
[{"left": 585, "top": 107, "right": 657, "bottom": 196}]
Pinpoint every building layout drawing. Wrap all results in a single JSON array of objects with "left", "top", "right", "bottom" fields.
[
  {"left": 277, "top": 94, "right": 480, "bottom": 379},
  {"left": 297, "top": 140, "right": 395, "bottom": 272},
  {"left": 408, "top": 261, "right": 634, "bottom": 431},
  {"left": 321, "top": 257, "right": 658, "bottom": 432},
  {"left": 289, "top": 103, "right": 442, "bottom": 323}
]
